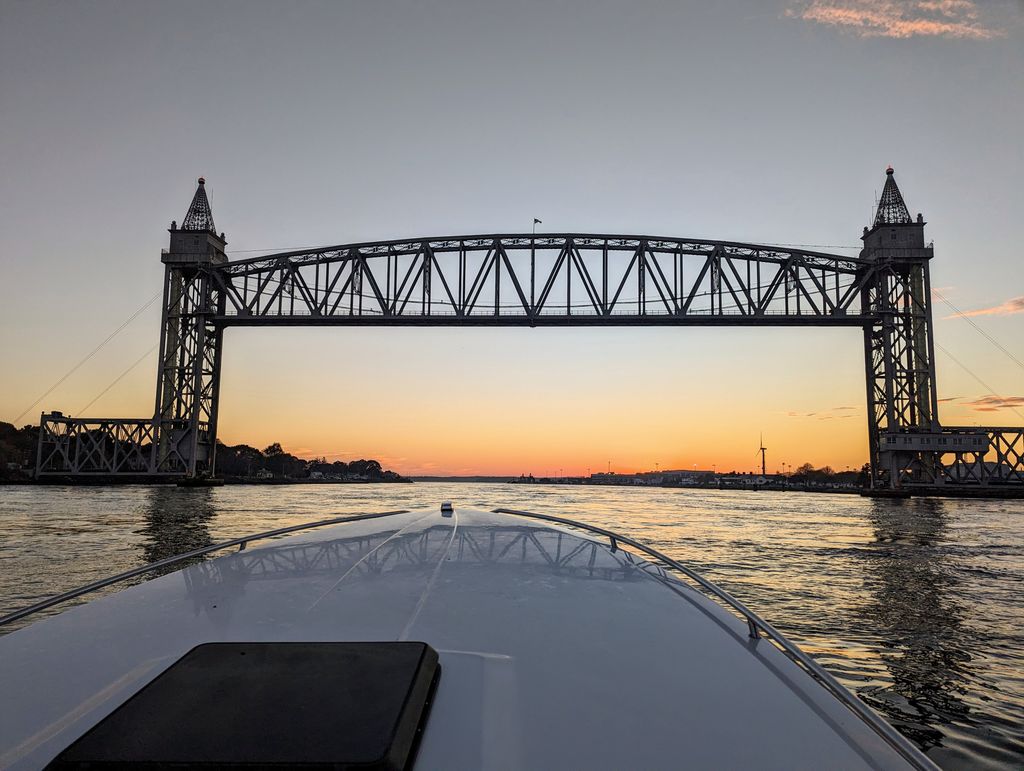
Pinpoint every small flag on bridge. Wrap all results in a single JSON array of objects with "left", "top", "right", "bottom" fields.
[{"left": 533, "top": 218, "right": 542, "bottom": 225}]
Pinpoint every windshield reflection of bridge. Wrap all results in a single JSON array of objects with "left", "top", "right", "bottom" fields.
[{"left": 181, "top": 524, "right": 654, "bottom": 599}]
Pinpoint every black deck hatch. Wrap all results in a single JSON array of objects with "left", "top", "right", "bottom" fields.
[{"left": 49, "top": 641, "right": 441, "bottom": 770}]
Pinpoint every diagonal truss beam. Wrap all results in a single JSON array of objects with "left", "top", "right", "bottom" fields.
[{"left": 212, "top": 234, "right": 871, "bottom": 326}]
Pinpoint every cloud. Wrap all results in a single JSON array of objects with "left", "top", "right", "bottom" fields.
[
  {"left": 950, "top": 295, "right": 1024, "bottom": 318},
  {"left": 787, "top": 1, "right": 1002, "bottom": 39},
  {"left": 960, "top": 395, "right": 1024, "bottom": 412},
  {"left": 937, "top": 396, "right": 961, "bottom": 402},
  {"left": 785, "top": 406, "right": 858, "bottom": 419}
]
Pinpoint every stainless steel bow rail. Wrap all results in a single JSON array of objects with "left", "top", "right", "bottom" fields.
[
  {"left": 493, "top": 507, "right": 939, "bottom": 771},
  {"left": 0, "top": 510, "right": 409, "bottom": 627}
]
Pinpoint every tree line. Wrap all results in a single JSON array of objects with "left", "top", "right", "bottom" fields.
[
  {"left": 216, "top": 441, "right": 402, "bottom": 481},
  {"left": 0, "top": 422, "right": 35, "bottom": 472},
  {"left": 787, "top": 462, "right": 870, "bottom": 484}
]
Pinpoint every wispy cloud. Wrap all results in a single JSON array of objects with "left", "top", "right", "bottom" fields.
[
  {"left": 784, "top": 405, "right": 858, "bottom": 419},
  {"left": 961, "top": 395, "right": 1024, "bottom": 412},
  {"left": 948, "top": 295, "right": 1024, "bottom": 318},
  {"left": 937, "top": 396, "right": 961, "bottom": 403},
  {"left": 787, "top": 1, "right": 1002, "bottom": 39}
]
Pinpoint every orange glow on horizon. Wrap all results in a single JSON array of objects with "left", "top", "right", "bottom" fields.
[{"left": 207, "top": 327, "right": 875, "bottom": 477}]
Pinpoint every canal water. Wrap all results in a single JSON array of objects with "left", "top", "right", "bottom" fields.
[{"left": 1, "top": 484, "right": 1021, "bottom": 768}]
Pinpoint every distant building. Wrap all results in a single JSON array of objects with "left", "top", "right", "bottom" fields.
[{"left": 255, "top": 468, "right": 273, "bottom": 480}]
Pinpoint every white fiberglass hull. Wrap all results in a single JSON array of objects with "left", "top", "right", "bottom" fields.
[{"left": 0, "top": 507, "right": 932, "bottom": 770}]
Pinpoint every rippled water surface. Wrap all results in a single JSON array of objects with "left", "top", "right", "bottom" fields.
[{"left": 1, "top": 484, "right": 1022, "bottom": 768}]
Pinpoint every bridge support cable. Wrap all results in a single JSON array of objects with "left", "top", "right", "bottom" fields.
[
  {"left": 933, "top": 289, "right": 1024, "bottom": 374},
  {"left": 78, "top": 345, "right": 159, "bottom": 415},
  {"left": 935, "top": 343, "right": 1024, "bottom": 424},
  {"left": 10, "top": 291, "right": 160, "bottom": 426}
]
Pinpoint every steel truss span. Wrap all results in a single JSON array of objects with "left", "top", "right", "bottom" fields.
[
  {"left": 35, "top": 416, "right": 155, "bottom": 476},
  {"left": 33, "top": 173, "right": 1024, "bottom": 493},
  {"left": 213, "top": 234, "right": 872, "bottom": 326}
]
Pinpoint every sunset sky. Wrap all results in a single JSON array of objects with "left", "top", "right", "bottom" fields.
[{"left": 1, "top": 0, "right": 1022, "bottom": 475}]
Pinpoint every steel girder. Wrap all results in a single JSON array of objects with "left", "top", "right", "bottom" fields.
[{"left": 209, "top": 235, "right": 871, "bottom": 325}]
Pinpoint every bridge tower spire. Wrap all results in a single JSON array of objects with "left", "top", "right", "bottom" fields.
[
  {"left": 873, "top": 166, "right": 913, "bottom": 227},
  {"left": 860, "top": 166, "right": 940, "bottom": 490},
  {"left": 181, "top": 176, "right": 218, "bottom": 233},
  {"left": 152, "top": 177, "right": 228, "bottom": 477}
]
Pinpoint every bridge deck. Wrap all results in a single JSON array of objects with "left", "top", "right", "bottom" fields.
[{"left": 214, "top": 312, "right": 871, "bottom": 327}]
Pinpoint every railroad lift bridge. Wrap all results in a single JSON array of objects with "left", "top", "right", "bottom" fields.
[{"left": 35, "top": 169, "right": 1024, "bottom": 493}]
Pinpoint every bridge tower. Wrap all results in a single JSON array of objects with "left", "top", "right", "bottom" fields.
[
  {"left": 860, "top": 167, "right": 940, "bottom": 489},
  {"left": 152, "top": 178, "right": 227, "bottom": 476}
]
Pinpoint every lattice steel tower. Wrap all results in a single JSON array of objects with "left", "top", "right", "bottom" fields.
[
  {"left": 860, "top": 167, "right": 940, "bottom": 488},
  {"left": 152, "top": 178, "right": 227, "bottom": 476}
]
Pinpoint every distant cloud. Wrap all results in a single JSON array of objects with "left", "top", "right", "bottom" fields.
[
  {"left": 949, "top": 295, "right": 1024, "bottom": 318},
  {"left": 937, "top": 396, "right": 961, "bottom": 403},
  {"left": 961, "top": 395, "right": 1024, "bottom": 412},
  {"left": 787, "top": 0, "right": 1002, "bottom": 39},
  {"left": 785, "top": 405, "right": 858, "bottom": 419}
]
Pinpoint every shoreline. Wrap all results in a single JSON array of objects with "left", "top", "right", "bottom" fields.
[
  {"left": 0, "top": 476, "right": 412, "bottom": 487},
  {"left": 5, "top": 476, "right": 1021, "bottom": 498}
]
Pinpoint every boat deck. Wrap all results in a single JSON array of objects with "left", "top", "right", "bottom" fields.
[{"left": 0, "top": 507, "right": 926, "bottom": 769}]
